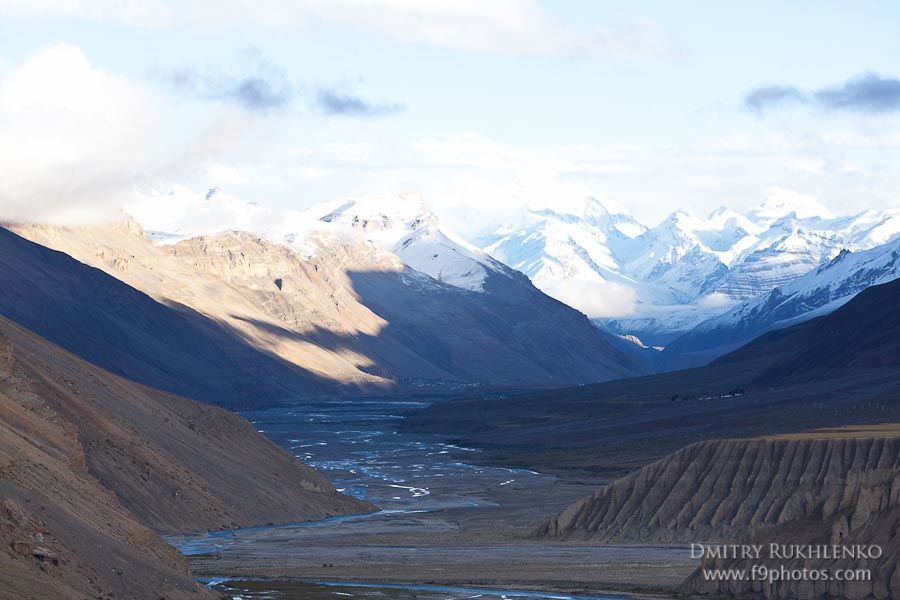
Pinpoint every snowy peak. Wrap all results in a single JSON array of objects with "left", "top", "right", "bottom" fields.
[
  {"left": 528, "top": 195, "right": 629, "bottom": 221},
  {"left": 316, "top": 192, "right": 428, "bottom": 239},
  {"left": 393, "top": 224, "right": 503, "bottom": 292},
  {"left": 127, "top": 183, "right": 506, "bottom": 294},
  {"left": 704, "top": 206, "right": 760, "bottom": 239},
  {"left": 308, "top": 193, "right": 505, "bottom": 292}
]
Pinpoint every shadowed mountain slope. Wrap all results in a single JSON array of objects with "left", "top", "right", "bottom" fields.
[
  {"left": 660, "top": 238, "right": 900, "bottom": 370},
  {"left": 343, "top": 266, "right": 647, "bottom": 385},
  {"left": 0, "top": 313, "right": 371, "bottom": 599},
  {"left": 0, "top": 226, "right": 324, "bottom": 408},
  {"left": 405, "top": 278, "right": 900, "bottom": 475},
  {"left": 12, "top": 221, "right": 647, "bottom": 390},
  {"left": 715, "top": 276, "right": 900, "bottom": 384}
]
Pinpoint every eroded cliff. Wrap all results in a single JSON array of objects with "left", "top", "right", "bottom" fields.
[{"left": 540, "top": 429, "right": 900, "bottom": 598}]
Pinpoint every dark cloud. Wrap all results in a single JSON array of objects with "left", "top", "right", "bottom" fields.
[
  {"left": 163, "top": 51, "right": 402, "bottom": 118},
  {"left": 745, "top": 72, "right": 900, "bottom": 114},
  {"left": 166, "top": 68, "right": 293, "bottom": 112},
  {"left": 814, "top": 73, "right": 900, "bottom": 113},
  {"left": 744, "top": 85, "right": 807, "bottom": 112},
  {"left": 315, "top": 88, "right": 403, "bottom": 117}
]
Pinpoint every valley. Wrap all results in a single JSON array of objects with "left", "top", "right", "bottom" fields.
[
  {"left": 3, "top": 10, "right": 900, "bottom": 599},
  {"left": 2, "top": 206, "right": 900, "bottom": 599},
  {"left": 164, "top": 398, "right": 697, "bottom": 598}
]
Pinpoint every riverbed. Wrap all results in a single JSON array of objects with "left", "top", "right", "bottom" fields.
[{"left": 164, "top": 398, "right": 696, "bottom": 598}]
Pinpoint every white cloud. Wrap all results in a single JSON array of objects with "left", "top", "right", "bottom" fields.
[
  {"left": 537, "top": 279, "right": 637, "bottom": 318},
  {"left": 0, "top": 45, "right": 266, "bottom": 224},
  {"left": 202, "top": 127, "right": 900, "bottom": 239},
  {"left": 0, "top": 44, "right": 161, "bottom": 223},
  {"left": 697, "top": 292, "right": 733, "bottom": 310},
  {"left": 0, "top": 0, "right": 673, "bottom": 59}
]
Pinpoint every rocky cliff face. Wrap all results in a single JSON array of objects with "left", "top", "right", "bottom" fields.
[
  {"left": 540, "top": 430, "right": 900, "bottom": 598},
  {"left": 0, "top": 314, "right": 372, "bottom": 599}
]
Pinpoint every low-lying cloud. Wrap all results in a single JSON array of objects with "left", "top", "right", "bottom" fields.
[
  {"left": 745, "top": 72, "right": 900, "bottom": 114},
  {"left": 537, "top": 279, "right": 637, "bottom": 318}
]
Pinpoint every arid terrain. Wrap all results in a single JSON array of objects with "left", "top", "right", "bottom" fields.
[
  {"left": 164, "top": 400, "right": 697, "bottom": 599},
  {"left": 0, "top": 314, "right": 371, "bottom": 599}
]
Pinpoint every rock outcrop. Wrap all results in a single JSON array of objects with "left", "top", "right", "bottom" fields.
[{"left": 539, "top": 429, "right": 900, "bottom": 598}]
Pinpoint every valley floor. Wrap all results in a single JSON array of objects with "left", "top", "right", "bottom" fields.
[{"left": 165, "top": 399, "right": 696, "bottom": 599}]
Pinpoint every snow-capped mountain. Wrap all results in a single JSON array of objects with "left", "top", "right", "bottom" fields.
[
  {"left": 661, "top": 236, "right": 900, "bottom": 370},
  {"left": 129, "top": 184, "right": 510, "bottom": 294},
  {"left": 129, "top": 180, "right": 900, "bottom": 359},
  {"left": 128, "top": 179, "right": 323, "bottom": 254},
  {"left": 312, "top": 193, "right": 507, "bottom": 292},
  {"left": 104, "top": 182, "right": 650, "bottom": 387},
  {"left": 483, "top": 193, "right": 900, "bottom": 346},
  {"left": 483, "top": 197, "right": 647, "bottom": 290}
]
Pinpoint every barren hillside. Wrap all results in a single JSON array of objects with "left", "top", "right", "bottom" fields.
[{"left": 0, "top": 315, "right": 372, "bottom": 599}]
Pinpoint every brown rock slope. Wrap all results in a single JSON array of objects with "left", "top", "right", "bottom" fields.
[
  {"left": 12, "top": 220, "right": 644, "bottom": 390},
  {"left": 0, "top": 225, "right": 325, "bottom": 408},
  {"left": 540, "top": 427, "right": 900, "bottom": 599},
  {"left": 0, "top": 314, "right": 372, "bottom": 599}
]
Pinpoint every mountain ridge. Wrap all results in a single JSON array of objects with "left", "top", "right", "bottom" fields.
[
  {"left": 663, "top": 237, "right": 900, "bottom": 369},
  {"left": 403, "top": 276, "right": 900, "bottom": 475},
  {"left": 11, "top": 214, "right": 647, "bottom": 392}
]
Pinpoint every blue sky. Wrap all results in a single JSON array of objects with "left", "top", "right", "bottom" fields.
[{"left": 1, "top": 1, "right": 899, "bottom": 231}]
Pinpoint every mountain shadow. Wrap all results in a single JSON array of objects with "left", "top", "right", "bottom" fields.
[
  {"left": 405, "top": 278, "right": 900, "bottom": 475},
  {"left": 346, "top": 266, "right": 648, "bottom": 385},
  {"left": 0, "top": 227, "right": 328, "bottom": 408},
  {"left": 230, "top": 264, "right": 649, "bottom": 389}
]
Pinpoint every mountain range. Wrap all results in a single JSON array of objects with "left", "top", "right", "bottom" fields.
[
  {"left": 662, "top": 235, "right": 900, "bottom": 369},
  {"left": 123, "top": 182, "right": 900, "bottom": 369},
  {"left": 9, "top": 187, "right": 646, "bottom": 397},
  {"left": 485, "top": 195, "right": 900, "bottom": 348},
  {"left": 405, "top": 277, "right": 900, "bottom": 474},
  {"left": 10, "top": 179, "right": 898, "bottom": 392}
]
